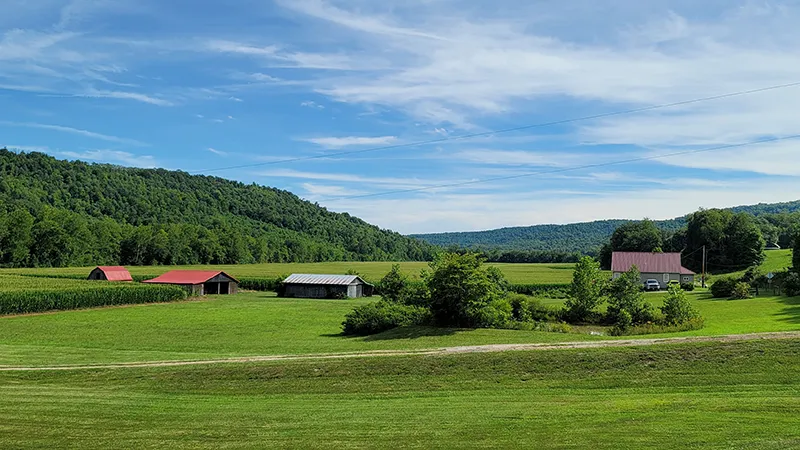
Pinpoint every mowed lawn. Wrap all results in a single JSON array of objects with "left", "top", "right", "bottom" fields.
[
  {"left": 0, "top": 340, "right": 798, "bottom": 449},
  {"left": 0, "top": 289, "right": 798, "bottom": 367},
  {"left": 727, "top": 249, "right": 793, "bottom": 279},
  {"left": 0, "top": 261, "right": 577, "bottom": 284}
]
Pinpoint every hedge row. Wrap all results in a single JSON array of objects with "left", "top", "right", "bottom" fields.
[{"left": 0, "top": 284, "right": 188, "bottom": 315}]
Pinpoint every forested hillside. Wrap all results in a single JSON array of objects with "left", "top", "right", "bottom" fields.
[
  {"left": 414, "top": 202, "right": 800, "bottom": 254},
  {"left": 0, "top": 149, "right": 433, "bottom": 267}
]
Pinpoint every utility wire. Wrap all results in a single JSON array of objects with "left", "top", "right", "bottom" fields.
[
  {"left": 192, "top": 81, "right": 800, "bottom": 174},
  {"left": 321, "top": 133, "right": 800, "bottom": 201}
]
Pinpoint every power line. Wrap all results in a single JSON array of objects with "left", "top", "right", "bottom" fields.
[
  {"left": 321, "top": 133, "right": 800, "bottom": 201},
  {"left": 192, "top": 81, "right": 800, "bottom": 174}
]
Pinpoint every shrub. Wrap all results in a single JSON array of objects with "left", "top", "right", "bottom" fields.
[
  {"left": 607, "top": 266, "right": 655, "bottom": 325},
  {"left": 425, "top": 252, "right": 508, "bottom": 328},
  {"left": 341, "top": 302, "right": 431, "bottom": 336},
  {"left": 784, "top": 272, "right": 800, "bottom": 297},
  {"left": 730, "top": 282, "right": 752, "bottom": 300},
  {"left": 468, "top": 298, "right": 513, "bottom": 329},
  {"left": 511, "top": 321, "right": 572, "bottom": 333},
  {"left": 609, "top": 310, "right": 633, "bottom": 336},
  {"left": 680, "top": 283, "right": 695, "bottom": 292},
  {"left": 0, "top": 284, "right": 187, "bottom": 315},
  {"left": 563, "top": 256, "right": 606, "bottom": 323},
  {"left": 660, "top": 284, "right": 700, "bottom": 325},
  {"left": 611, "top": 317, "right": 705, "bottom": 336},
  {"left": 509, "top": 294, "right": 555, "bottom": 322},
  {"left": 710, "top": 277, "right": 737, "bottom": 298},
  {"left": 377, "top": 264, "right": 409, "bottom": 303}
]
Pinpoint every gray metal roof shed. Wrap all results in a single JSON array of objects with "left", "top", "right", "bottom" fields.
[{"left": 282, "top": 274, "right": 374, "bottom": 298}]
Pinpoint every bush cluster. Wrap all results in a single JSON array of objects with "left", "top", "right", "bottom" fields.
[
  {"left": 610, "top": 317, "right": 706, "bottom": 336},
  {"left": 509, "top": 294, "right": 556, "bottom": 323},
  {"left": 341, "top": 302, "right": 431, "bottom": 336},
  {"left": 710, "top": 277, "right": 738, "bottom": 298}
]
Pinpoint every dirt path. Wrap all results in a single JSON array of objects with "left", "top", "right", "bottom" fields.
[{"left": 2, "top": 331, "right": 798, "bottom": 372}]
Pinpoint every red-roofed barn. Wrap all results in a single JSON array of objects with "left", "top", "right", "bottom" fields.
[
  {"left": 142, "top": 271, "right": 239, "bottom": 296},
  {"left": 611, "top": 252, "right": 695, "bottom": 289},
  {"left": 88, "top": 266, "right": 133, "bottom": 282}
]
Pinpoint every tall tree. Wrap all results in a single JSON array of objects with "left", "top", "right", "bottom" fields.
[
  {"left": 0, "top": 209, "right": 34, "bottom": 267},
  {"left": 684, "top": 209, "right": 764, "bottom": 273},
  {"left": 793, "top": 230, "right": 800, "bottom": 272},
  {"left": 424, "top": 253, "right": 509, "bottom": 328},
  {"left": 600, "top": 219, "right": 663, "bottom": 268},
  {"left": 564, "top": 256, "right": 606, "bottom": 322}
]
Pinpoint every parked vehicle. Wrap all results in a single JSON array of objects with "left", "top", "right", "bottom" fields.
[{"left": 644, "top": 279, "right": 661, "bottom": 291}]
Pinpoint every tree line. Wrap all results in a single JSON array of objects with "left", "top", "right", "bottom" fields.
[
  {"left": 0, "top": 149, "right": 434, "bottom": 267},
  {"left": 598, "top": 208, "right": 798, "bottom": 274}
]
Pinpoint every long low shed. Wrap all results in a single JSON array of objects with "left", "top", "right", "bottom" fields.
[
  {"left": 143, "top": 270, "right": 239, "bottom": 296},
  {"left": 283, "top": 274, "right": 374, "bottom": 299}
]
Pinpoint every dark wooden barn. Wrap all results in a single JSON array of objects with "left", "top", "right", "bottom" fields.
[
  {"left": 282, "top": 274, "right": 374, "bottom": 299},
  {"left": 142, "top": 271, "right": 239, "bottom": 296},
  {"left": 88, "top": 266, "right": 133, "bottom": 282}
]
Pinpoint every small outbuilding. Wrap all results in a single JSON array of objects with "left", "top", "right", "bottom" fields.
[
  {"left": 142, "top": 270, "right": 239, "bottom": 296},
  {"left": 283, "top": 274, "right": 374, "bottom": 299},
  {"left": 88, "top": 266, "right": 133, "bottom": 282}
]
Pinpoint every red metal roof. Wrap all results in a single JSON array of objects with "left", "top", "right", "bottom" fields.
[
  {"left": 611, "top": 252, "right": 692, "bottom": 274},
  {"left": 142, "top": 270, "right": 238, "bottom": 285},
  {"left": 96, "top": 266, "right": 133, "bottom": 282}
]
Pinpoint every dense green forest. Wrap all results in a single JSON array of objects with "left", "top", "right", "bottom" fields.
[
  {"left": 0, "top": 149, "right": 434, "bottom": 267},
  {"left": 414, "top": 202, "right": 800, "bottom": 255}
]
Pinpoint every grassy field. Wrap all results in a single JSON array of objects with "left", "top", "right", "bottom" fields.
[
  {"left": 0, "top": 261, "right": 577, "bottom": 284},
  {"left": 726, "top": 249, "right": 793, "bottom": 279},
  {"left": 1, "top": 339, "right": 798, "bottom": 449},
  {"left": 1, "top": 288, "right": 797, "bottom": 367}
]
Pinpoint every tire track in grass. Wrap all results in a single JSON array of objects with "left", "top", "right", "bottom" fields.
[{"left": 1, "top": 331, "right": 799, "bottom": 372}]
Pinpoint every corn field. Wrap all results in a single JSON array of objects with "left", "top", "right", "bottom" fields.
[{"left": 0, "top": 275, "right": 187, "bottom": 315}]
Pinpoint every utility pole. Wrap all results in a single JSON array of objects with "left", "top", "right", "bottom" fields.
[{"left": 701, "top": 245, "right": 707, "bottom": 288}]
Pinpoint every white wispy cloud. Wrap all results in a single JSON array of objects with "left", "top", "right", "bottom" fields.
[
  {"left": 0, "top": 121, "right": 147, "bottom": 146},
  {"left": 301, "top": 183, "right": 366, "bottom": 197},
  {"left": 300, "top": 100, "right": 324, "bottom": 109},
  {"left": 79, "top": 89, "right": 174, "bottom": 106},
  {"left": 208, "top": 147, "right": 227, "bottom": 156},
  {"left": 261, "top": 168, "right": 437, "bottom": 189},
  {"left": 301, "top": 136, "right": 397, "bottom": 149},
  {"left": 58, "top": 149, "right": 157, "bottom": 168}
]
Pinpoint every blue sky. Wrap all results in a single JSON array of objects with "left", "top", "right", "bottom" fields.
[{"left": 2, "top": 0, "right": 800, "bottom": 234}]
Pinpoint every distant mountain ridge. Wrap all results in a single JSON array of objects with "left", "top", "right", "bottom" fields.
[{"left": 412, "top": 201, "right": 800, "bottom": 254}]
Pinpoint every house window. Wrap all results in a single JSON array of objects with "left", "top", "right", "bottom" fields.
[{"left": 663, "top": 273, "right": 670, "bottom": 284}]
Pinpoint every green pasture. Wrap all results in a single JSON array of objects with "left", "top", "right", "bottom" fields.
[
  {"left": 0, "top": 287, "right": 797, "bottom": 367},
  {"left": 0, "top": 339, "right": 798, "bottom": 449},
  {"left": 725, "top": 249, "right": 793, "bottom": 279},
  {"left": 0, "top": 261, "right": 577, "bottom": 284}
]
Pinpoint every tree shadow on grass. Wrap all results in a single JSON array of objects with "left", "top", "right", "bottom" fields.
[
  {"left": 362, "top": 326, "right": 460, "bottom": 341},
  {"left": 320, "top": 327, "right": 460, "bottom": 341},
  {"left": 775, "top": 295, "right": 800, "bottom": 324}
]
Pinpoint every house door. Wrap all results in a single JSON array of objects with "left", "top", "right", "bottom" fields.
[
  {"left": 219, "top": 283, "right": 229, "bottom": 295},
  {"left": 663, "top": 273, "right": 670, "bottom": 285}
]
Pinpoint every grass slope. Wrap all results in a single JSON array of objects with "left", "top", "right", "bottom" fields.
[
  {"left": 725, "top": 249, "right": 793, "bottom": 279},
  {"left": 1, "top": 340, "right": 798, "bottom": 449},
  {"left": 1, "top": 289, "right": 797, "bottom": 367}
]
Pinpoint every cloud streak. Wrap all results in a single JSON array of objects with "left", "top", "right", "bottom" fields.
[
  {"left": 301, "top": 136, "right": 398, "bottom": 149},
  {"left": 0, "top": 121, "right": 147, "bottom": 146}
]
